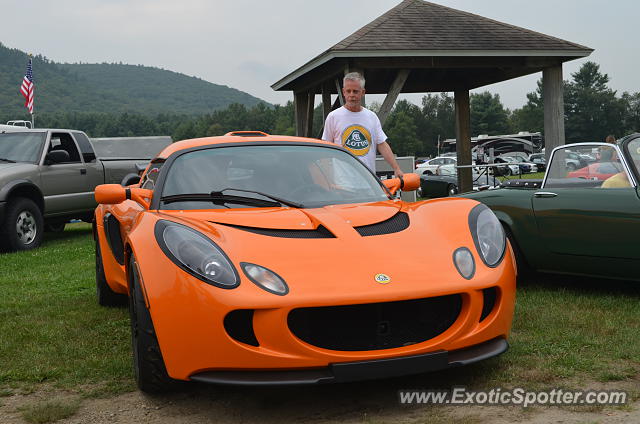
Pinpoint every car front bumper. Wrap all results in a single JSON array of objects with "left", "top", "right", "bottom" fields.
[{"left": 190, "top": 337, "right": 508, "bottom": 386}]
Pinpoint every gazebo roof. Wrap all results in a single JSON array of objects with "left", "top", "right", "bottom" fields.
[{"left": 272, "top": 0, "right": 592, "bottom": 93}]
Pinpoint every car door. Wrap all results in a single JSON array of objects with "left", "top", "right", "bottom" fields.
[
  {"left": 532, "top": 143, "right": 640, "bottom": 264},
  {"left": 39, "top": 131, "right": 97, "bottom": 215}
]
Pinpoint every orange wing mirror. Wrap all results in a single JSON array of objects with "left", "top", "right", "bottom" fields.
[
  {"left": 382, "top": 173, "right": 420, "bottom": 195},
  {"left": 95, "top": 184, "right": 153, "bottom": 209}
]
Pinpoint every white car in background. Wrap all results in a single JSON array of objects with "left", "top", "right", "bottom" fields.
[{"left": 415, "top": 156, "right": 458, "bottom": 175}]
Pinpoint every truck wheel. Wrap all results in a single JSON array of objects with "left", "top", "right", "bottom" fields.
[
  {"left": 1, "top": 198, "right": 44, "bottom": 252},
  {"left": 447, "top": 184, "right": 458, "bottom": 196},
  {"left": 128, "top": 256, "right": 176, "bottom": 393},
  {"left": 96, "top": 241, "right": 126, "bottom": 307}
]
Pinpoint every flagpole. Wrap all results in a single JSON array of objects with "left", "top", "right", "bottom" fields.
[{"left": 30, "top": 54, "right": 34, "bottom": 128}]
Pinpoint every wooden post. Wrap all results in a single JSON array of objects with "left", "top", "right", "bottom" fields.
[
  {"left": 294, "top": 91, "right": 308, "bottom": 137},
  {"left": 334, "top": 78, "right": 344, "bottom": 106},
  {"left": 377, "top": 69, "right": 410, "bottom": 125},
  {"left": 543, "top": 65, "right": 565, "bottom": 160},
  {"left": 322, "top": 82, "right": 332, "bottom": 122},
  {"left": 455, "top": 89, "right": 472, "bottom": 194},
  {"left": 305, "top": 90, "right": 315, "bottom": 138}
]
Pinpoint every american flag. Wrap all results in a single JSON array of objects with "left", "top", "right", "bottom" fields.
[{"left": 20, "top": 58, "right": 35, "bottom": 114}]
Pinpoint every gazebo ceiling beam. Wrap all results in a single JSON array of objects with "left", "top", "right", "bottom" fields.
[
  {"left": 377, "top": 69, "right": 411, "bottom": 125},
  {"left": 349, "top": 56, "right": 563, "bottom": 69}
]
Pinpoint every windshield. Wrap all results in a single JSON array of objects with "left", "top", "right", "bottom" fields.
[
  {"left": 0, "top": 132, "right": 46, "bottom": 163},
  {"left": 544, "top": 144, "right": 632, "bottom": 188},
  {"left": 625, "top": 137, "right": 640, "bottom": 181},
  {"left": 159, "top": 144, "right": 390, "bottom": 209}
]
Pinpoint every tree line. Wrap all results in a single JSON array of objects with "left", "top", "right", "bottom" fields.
[{"left": 3, "top": 61, "right": 638, "bottom": 158}]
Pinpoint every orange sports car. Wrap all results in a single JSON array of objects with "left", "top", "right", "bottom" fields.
[{"left": 93, "top": 131, "right": 516, "bottom": 393}]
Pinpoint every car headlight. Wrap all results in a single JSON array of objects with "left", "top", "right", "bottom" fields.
[
  {"left": 453, "top": 247, "right": 475, "bottom": 279},
  {"left": 241, "top": 263, "right": 289, "bottom": 296},
  {"left": 468, "top": 204, "right": 506, "bottom": 267},
  {"left": 154, "top": 220, "right": 239, "bottom": 288}
]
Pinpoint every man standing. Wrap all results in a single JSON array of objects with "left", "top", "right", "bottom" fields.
[{"left": 322, "top": 72, "right": 403, "bottom": 177}]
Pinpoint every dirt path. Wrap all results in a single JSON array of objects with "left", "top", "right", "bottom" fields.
[{"left": 2, "top": 377, "right": 637, "bottom": 424}]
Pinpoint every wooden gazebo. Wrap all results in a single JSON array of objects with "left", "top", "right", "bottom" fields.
[{"left": 271, "top": 0, "right": 592, "bottom": 192}]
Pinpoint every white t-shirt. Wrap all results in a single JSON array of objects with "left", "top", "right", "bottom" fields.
[{"left": 321, "top": 106, "right": 387, "bottom": 172}]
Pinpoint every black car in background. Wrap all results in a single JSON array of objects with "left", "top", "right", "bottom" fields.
[{"left": 528, "top": 153, "right": 547, "bottom": 172}]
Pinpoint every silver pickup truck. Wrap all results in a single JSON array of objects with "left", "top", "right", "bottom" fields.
[{"left": 0, "top": 128, "right": 171, "bottom": 252}]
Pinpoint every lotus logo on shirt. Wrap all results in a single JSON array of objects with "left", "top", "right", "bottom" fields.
[{"left": 342, "top": 125, "right": 371, "bottom": 156}]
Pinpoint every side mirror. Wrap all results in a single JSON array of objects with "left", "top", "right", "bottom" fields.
[
  {"left": 45, "top": 150, "right": 70, "bottom": 164},
  {"left": 95, "top": 184, "right": 152, "bottom": 209},
  {"left": 382, "top": 173, "right": 420, "bottom": 195}
]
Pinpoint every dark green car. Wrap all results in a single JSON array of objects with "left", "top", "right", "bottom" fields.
[{"left": 463, "top": 135, "right": 640, "bottom": 281}]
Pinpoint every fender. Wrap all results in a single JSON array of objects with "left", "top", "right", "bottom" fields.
[{"left": 0, "top": 179, "right": 45, "bottom": 212}]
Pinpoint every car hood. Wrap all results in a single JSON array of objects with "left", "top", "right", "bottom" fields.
[
  {"left": 0, "top": 162, "right": 39, "bottom": 186},
  {"left": 152, "top": 198, "right": 484, "bottom": 299}
]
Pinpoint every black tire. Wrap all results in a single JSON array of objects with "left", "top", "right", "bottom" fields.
[
  {"left": 503, "top": 167, "right": 512, "bottom": 176},
  {"left": 45, "top": 222, "right": 66, "bottom": 233},
  {"left": 95, "top": 242, "right": 126, "bottom": 307},
  {"left": 0, "top": 198, "right": 44, "bottom": 252},
  {"left": 567, "top": 162, "right": 577, "bottom": 171},
  {"left": 128, "top": 256, "right": 176, "bottom": 393},
  {"left": 447, "top": 184, "right": 458, "bottom": 196}
]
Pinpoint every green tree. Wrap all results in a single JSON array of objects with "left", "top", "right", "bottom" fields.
[
  {"left": 510, "top": 80, "right": 544, "bottom": 134},
  {"left": 421, "top": 93, "right": 455, "bottom": 156},
  {"left": 621, "top": 91, "right": 640, "bottom": 134},
  {"left": 384, "top": 109, "right": 421, "bottom": 157},
  {"left": 470, "top": 92, "right": 511, "bottom": 136},
  {"left": 564, "top": 61, "right": 625, "bottom": 142}
]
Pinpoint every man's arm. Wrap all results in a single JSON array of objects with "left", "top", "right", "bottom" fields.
[{"left": 377, "top": 141, "right": 404, "bottom": 177}]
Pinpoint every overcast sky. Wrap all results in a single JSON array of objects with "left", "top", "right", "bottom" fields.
[{"left": 2, "top": 0, "right": 636, "bottom": 110}]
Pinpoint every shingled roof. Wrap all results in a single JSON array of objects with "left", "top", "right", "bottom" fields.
[
  {"left": 272, "top": 0, "right": 592, "bottom": 93},
  {"left": 331, "top": 0, "right": 590, "bottom": 52}
]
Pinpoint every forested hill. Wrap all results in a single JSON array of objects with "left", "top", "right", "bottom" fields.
[{"left": 0, "top": 43, "right": 268, "bottom": 117}]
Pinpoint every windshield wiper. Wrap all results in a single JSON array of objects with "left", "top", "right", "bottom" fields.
[
  {"left": 214, "top": 188, "right": 304, "bottom": 208},
  {"left": 161, "top": 188, "right": 303, "bottom": 209},
  {"left": 0, "top": 158, "right": 16, "bottom": 163}
]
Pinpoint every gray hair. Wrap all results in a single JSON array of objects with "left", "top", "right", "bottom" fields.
[{"left": 344, "top": 72, "right": 365, "bottom": 89}]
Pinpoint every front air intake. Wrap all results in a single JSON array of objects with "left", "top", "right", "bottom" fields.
[
  {"left": 288, "top": 295, "right": 462, "bottom": 351},
  {"left": 213, "top": 222, "right": 335, "bottom": 239}
]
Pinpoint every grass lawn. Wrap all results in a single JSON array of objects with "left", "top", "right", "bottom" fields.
[
  {"left": 0, "top": 223, "right": 133, "bottom": 395},
  {"left": 0, "top": 222, "right": 638, "bottom": 398}
]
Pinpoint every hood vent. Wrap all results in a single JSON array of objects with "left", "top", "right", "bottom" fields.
[
  {"left": 212, "top": 222, "right": 335, "bottom": 239},
  {"left": 354, "top": 212, "right": 409, "bottom": 236}
]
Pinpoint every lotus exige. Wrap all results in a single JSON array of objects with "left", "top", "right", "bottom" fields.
[{"left": 93, "top": 131, "right": 516, "bottom": 392}]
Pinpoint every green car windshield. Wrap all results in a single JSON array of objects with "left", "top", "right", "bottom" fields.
[
  {"left": 160, "top": 144, "right": 390, "bottom": 209},
  {"left": 0, "top": 132, "right": 46, "bottom": 163}
]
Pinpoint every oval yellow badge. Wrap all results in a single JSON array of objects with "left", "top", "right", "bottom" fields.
[{"left": 374, "top": 273, "right": 391, "bottom": 284}]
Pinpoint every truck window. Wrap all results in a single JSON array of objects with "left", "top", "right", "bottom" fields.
[
  {"left": 48, "top": 132, "right": 82, "bottom": 163},
  {"left": 72, "top": 132, "right": 96, "bottom": 163}
]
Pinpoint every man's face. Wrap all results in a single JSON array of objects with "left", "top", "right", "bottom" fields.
[{"left": 342, "top": 79, "right": 365, "bottom": 111}]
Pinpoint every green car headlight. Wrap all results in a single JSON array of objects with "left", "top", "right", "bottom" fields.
[
  {"left": 241, "top": 262, "right": 289, "bottom": 296},
  {"left": 154, "top": 220, "right": 239, "bottom": 288},
  {"left": 468, "top": 204, "right": 506, "bottom": 267}
]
